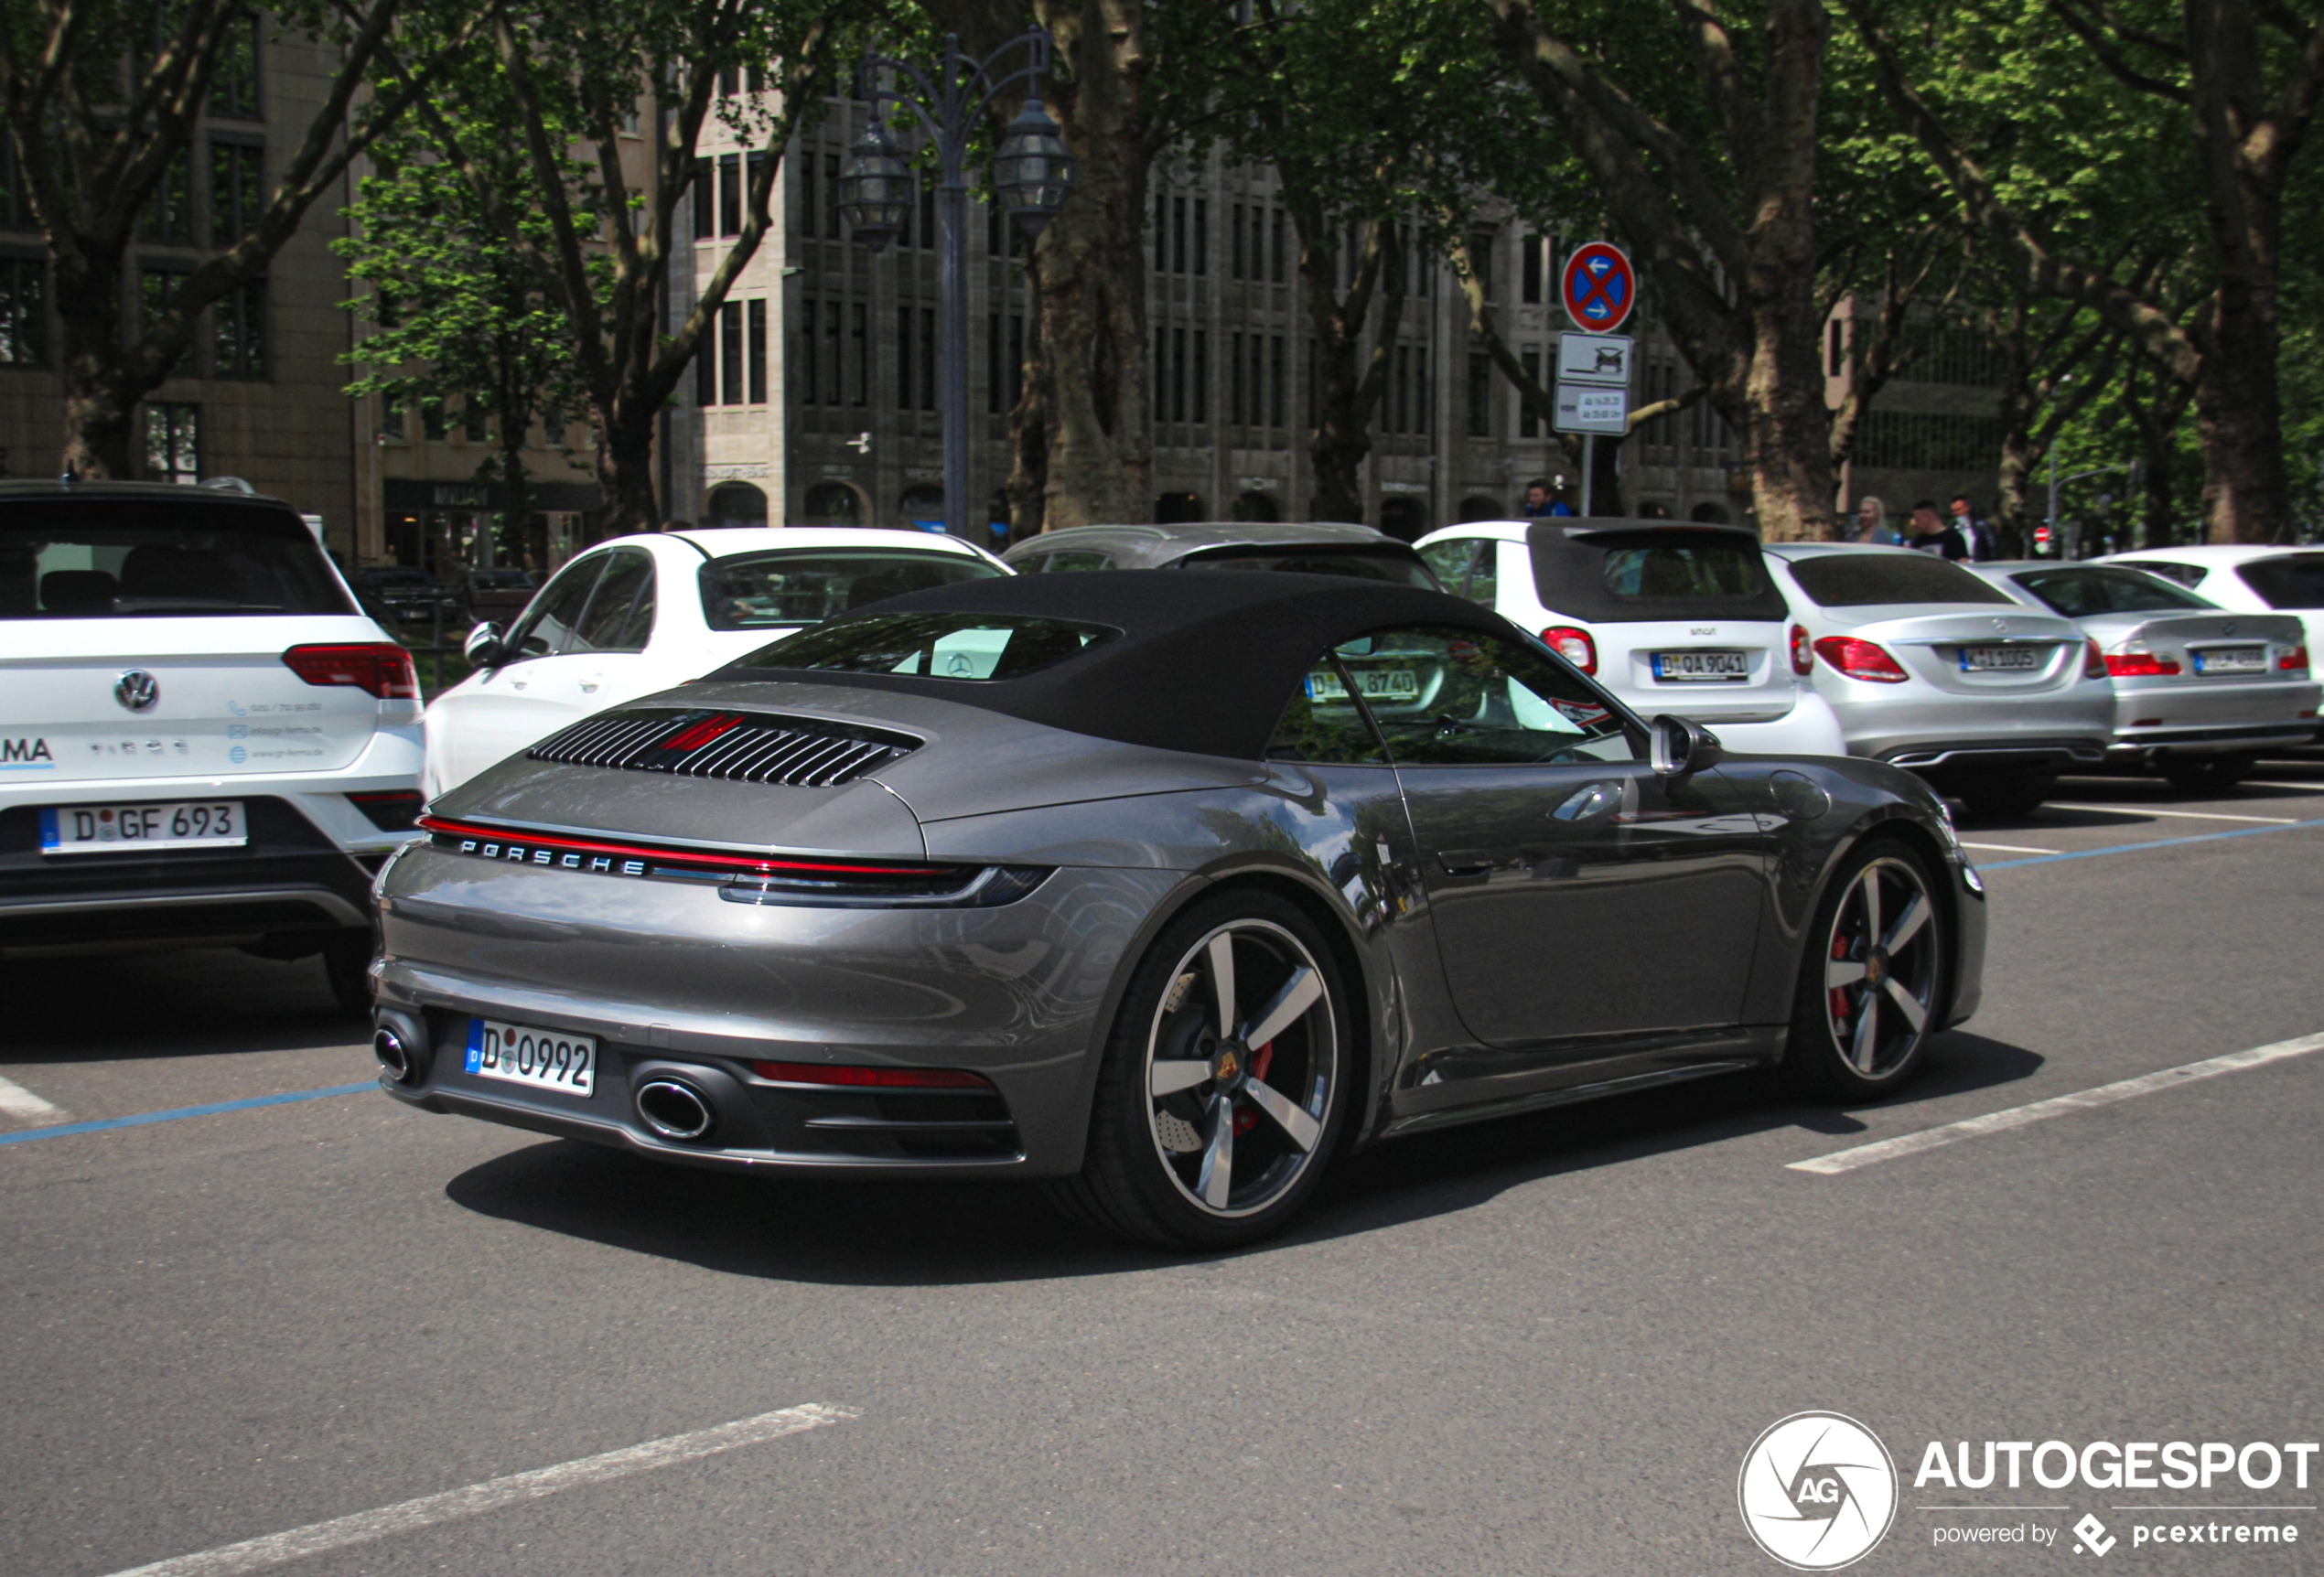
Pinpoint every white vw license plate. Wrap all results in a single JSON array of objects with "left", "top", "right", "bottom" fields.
[
  {"left": 1960, "top": 645, "right": 2044, "bottom": 671},
  {"left": 464, "top": 1018, "right": 597, "bottom": 1096},
  {"left": 2192, "top": 646, "right": 2266, "bottom": 674},
  {"left": 1651, "top": 650, "right": 1748, "bottom": 682},
  {"left": 39, "top": 800, "right": 245, "bottom": 854}
]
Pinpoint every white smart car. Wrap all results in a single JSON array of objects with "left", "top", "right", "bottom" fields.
[
  {"left": 424, "top": 527, "right": 1012, "bottom": 797},
  {"left": 0, "top": 480, "right": 423, "bottom": 1010},
  {"left": 1413, "top": 519, "right": 1848, "bottom": 755}
]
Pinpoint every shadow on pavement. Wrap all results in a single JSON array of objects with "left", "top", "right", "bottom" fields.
[
  {"left": 442, "top": 1030, "right": 2044, "bottom": 1285},
  {"left": 0, "top": 947, "right": 363, "bottom": 1062}
]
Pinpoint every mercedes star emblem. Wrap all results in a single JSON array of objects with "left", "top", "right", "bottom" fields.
[{"left": 114, "top": 670, "right": 159, "bottom": 713}]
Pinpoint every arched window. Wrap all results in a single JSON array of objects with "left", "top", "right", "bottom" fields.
[
  {"left": 802, "top": 482, "right": 862, "bottom": 527},
  {"left": 1232, "top": 490, "right": 1281, "bottom": 522},
  {"left": 705, "top": 482, "right": 768, "bottom": 529},
  {"left": 1378, "top": 496, "right": 1427, "bottom": 542}
]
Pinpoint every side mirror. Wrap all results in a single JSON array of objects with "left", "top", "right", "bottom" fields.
[
  {"left": 463, "top": 621, "right": 508, "bottom": 669},
  {"left": 1649, "top": 713, "right": 1723, "bottom": 778}
]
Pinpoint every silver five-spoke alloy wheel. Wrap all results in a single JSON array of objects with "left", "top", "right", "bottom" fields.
[
  {"left": 1820, "top": 854, "right": 1941, "bottom": 1079},
  {"left": 1143, "top": 918, "right": 1338, "bottom": 1218}
]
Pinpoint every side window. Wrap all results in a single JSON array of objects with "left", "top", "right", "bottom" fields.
[
  {"left": 1416, "top": 539, "right": 1479, "bottom": 598},
  {"left": 1038, "top": 551, "right": 1113, "bottom": 573},
  {"left": 1340, "top": 624, "right": 1641, "bottom": 767},
  {"left": 568, "top": 549, "right": 655, "bottom": 653},
  {"left": 1471, "top": 541, "right": 1506, "bottom": 606},
  {"left": 2127, "top": 560, "right": 2206, "bottom": 589},
  {"left": 1266, "top": 655, "right": 1390, "bottom": 765},
  {"left": 505, "top": 556, "right": 605, "bottom": 660}
]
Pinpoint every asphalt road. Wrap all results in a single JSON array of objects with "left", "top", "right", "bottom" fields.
[{"left": 4, "top": 760, "right": 2321, "bottom": 1577}]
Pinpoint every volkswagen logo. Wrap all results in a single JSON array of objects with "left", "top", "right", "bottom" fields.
[
  {"left": 1738, "top": 1411, "right": 1898, "bottom": 1570},
  {"left": 114, "top": 670, "right": 159, "bottom": 713}
]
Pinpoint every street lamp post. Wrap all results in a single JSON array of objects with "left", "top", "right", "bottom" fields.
[{"left": 837, "top": 32, "right": 1071, "bottom": 540}]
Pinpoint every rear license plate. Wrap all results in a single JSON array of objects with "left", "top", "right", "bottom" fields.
[
  {"left": 1651, "top": 650, "right": 1748, "bottom": 682},
  {"left": 465, "top": 1018, "right": 597, "bottom": 1096},
  {"left": 39, "top": 800, "right": 245, "bottom": 854},
  {"left": 1308, "top": 668, "right": 1420, "bottom": 702},
  {"left": 1960, "top": 645, "right": 2043, "bottom": 671},
  {"left": 2191, "top": 646, "right": 2265, "bottom": 674}
]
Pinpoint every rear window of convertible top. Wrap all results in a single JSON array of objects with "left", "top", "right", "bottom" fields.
[
  {"left": 1786, "top": 552, "right": 2014, "bottom": 608},
  {"left": 731, "top": 611, "right": 1118, "bottom": 681}
]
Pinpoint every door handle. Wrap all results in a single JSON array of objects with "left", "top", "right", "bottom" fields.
[{"left": 1436, "top": 850, "right": 1493, "bottom": 878}]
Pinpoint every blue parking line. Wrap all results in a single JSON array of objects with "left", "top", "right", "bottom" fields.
[
  {"left": 0, "top": 1080, "right": 377, "bottom": 1148},
  {"left": 1979, "top": 815, "right": 2324, "bottom": 869}
]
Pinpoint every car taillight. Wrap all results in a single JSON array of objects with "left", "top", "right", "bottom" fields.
[
  {"left": 1540, "top": 625, "right": 1598, "bottom": 674},
  {"left": 749, "top": 1061, "right": 993, "bottom": 1089},
  {"left": 1812, "top": 636, "right": 1908, "bottom": 683},
  {"left": 1790, "top": 622, "right": 1813, "bottom": 676},
  {"left": 283, "top": 642, "right": 419, "bottom": 700},
  {"left": 2103, "top": 648, "right": 2181, "bottom": 678},
  {"left": 2083, "top": 638, "right": 2107, "bottom": 680},
  {"left": 2282, "top": 645, "right": 2310, "bottom": 673}
]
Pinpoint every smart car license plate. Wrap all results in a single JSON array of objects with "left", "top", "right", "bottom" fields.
[
  {"left": 2192, "top": 646, "right": 2265, "bottom": 674},
  {"left": 38, "top": 800, "right": 245, "bottom": 854},
  {"left": 1308, "top": 668, "right": 1420, "bottom": 702},
  {"left": 464, "top": 1018, "right": 596, "bottom": 1096},
  {"left": 1960, "top": 645, "right": 2043, "bottom": 671},
  {"left": 1651, "top": 650, "right": 1748, "bottom": 681}
]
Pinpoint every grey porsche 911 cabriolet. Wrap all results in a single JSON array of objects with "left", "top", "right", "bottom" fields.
[{"left": 372, "top": 572, "right": 1985, "bottom": 1247}]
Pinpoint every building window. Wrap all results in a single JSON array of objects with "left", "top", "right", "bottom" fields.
[
  {"left": 919, "top": 306, "right": 935, "bottom": 410},
  {"left": 1521, "top": 234, "right": 1544, "bottom": 304},
  {"left": 1172, "top": 327, "right": 1187, "bottom": 422},
  {"left": 748, "top": 298, "right": 767, "bottom": 402},
  {"left": 902, "top": 305, "right": 918, "bottom": 413},
  {"left": 211, "top": 16, "right": 261, "bottom": 120},
  {"left": 462, "top": 395, "right": 488, "bottom": 443},
  {"left": 852, "top": 301, "right": 867, "bottom": 406},
  {"left": 140, "top": 263, "right": 190, "bottom": 336},
  {"left": 1853, "top": 409, "right": 2006, "bottom": 470},
  {"left": 1192, "top": 198, "right": 1207, "bottom": 275},
  {"left": 1827, "top": 318, "right": 1845, "bottom": 378},
  {"left": 213, "top": 277, "right": 266, "bottom": 377},
  {"left": 797, "top": 298, "right": 818, "bottom": 404},
  {"left": 0, "top": 254, "right": 46, "bottom": 365},
  {"left": 986, "top": 312, "right": 1001, "bottom": 413},
  {"left": 1154, "top": 189, "right": 1167, "bottom": 274},
  {"left": 1230, "top": 330, "right": 1243, "bottom": 424},
  {"left": 1469, "top": 232, "right": 1496, "bottom": 302},
  {"left": 1467, "top": 353, "right": 1491, "bottom": 437},
  {"left": 823, "top": 299, "right": 841, "bottom": 403},
  {"left": 145, "top": 402, "right": 199, "bottom": 482},
  {"left": 1271, "top": 208, "right": 1286, "bottom": 284},
  {"left": 381, "top": 400, "right": 404, "bottom": 441},
  {"left": 797, "top": 150, "right": 814, "bottom": 238},
  {"left": 1231, "top": 203, "right": 1244, "bottom": 279},
  {"left": 1154, "top": 323, "right": 1167, "bottom": 418},
  {"left": 920, "top": 181, "right": 936, "bottom": 252},
  {"left": 695, "top": 158, "right": 715, "bottom": 241},
  {"left": 143, "top": 152, "right": 193, "bottom": 243},
  {"left": 210, "top": 140, "right": 261, "bottom": 248},
  {"left": 1270, "top": 335, "right": 1286, "bottom": 427},
  {"left": 1192, "top": 329, "right": 1207, "bottom": 423},
  {"left": 421, "top": 399, "right": 447, "bottom": 441},
  {"left": 1173, "top": 197, "right": 1188, "bottom": 274},
  {"left": 1519, "top": 349, "right": 1541, "bottom": 438},
  {"left": 698, "top": 311, "right": 717, "bottom": 405},
  {"left": 717, "top": 154, "right": 741, "bottom": 238},
  {"left": 823, "top": 154, "right": 840, "bottom": 239},
  {"left": 719, "top": 299, "right": 743, "bottom": 404}
]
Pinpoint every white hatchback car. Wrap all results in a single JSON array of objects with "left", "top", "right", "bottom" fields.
[
  {"left": 424, "top": 527, "right": 1011, "bottom": 797},
  {"left": 2092, "top": 543, "right": 2324, "bottom": 740},
  {"left": 1413, "top": 519, "right": 1847, "bottom": 754},
  {"left": 0, "top": 480, "right": 423, "bottom": 1010}
]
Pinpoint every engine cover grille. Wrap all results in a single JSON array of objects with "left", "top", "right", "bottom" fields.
[{"left": 526, "top": 707, "right": 919, "bottom": 788}]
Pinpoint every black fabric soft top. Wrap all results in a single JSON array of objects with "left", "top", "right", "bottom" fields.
[{"left": 718, "top": 569, "right": 1516, "bottom": 759}]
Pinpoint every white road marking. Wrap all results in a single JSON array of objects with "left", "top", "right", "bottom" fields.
[
  {"left": 2048, "top": 801, "right": 2297, "bottom": 824},
  {"left": 96, "top": 1403, "right": 857, "bottom": 1577},
  {"left": 0, "top": 1072, "right": 69, "bottom": 1125},
  {"left": 1789, "top": 1031, "right": 2324, "bottom": 1175},
  {"left": 1957, "top": 841, "right": 2060, "bottom": 854}
]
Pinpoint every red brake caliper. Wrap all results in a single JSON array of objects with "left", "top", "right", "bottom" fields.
[
  {"left": 1828, "top": 931, "right": 1853, "bottom": 1026},
  {"left": 1234, "top": 1041, "right": 1276, "bottom": 1133}
]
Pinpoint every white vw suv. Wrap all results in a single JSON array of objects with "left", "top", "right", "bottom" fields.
[
  {"left": 0, "top": 481, "right": 423, "bottom": 1010},
  {"left": 1415, "top": 519, "right": 1847, "bottom": 754}
]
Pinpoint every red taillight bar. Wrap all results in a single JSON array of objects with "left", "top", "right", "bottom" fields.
[
  {"left": 283, "top": 642, "right": 418, "bottom": 700},
  {"left": 416, "top": 815, "right": 945, "bottom": 877},
  {"left": 749, "top": 1060, "right": 992, "bottom": 1089}
]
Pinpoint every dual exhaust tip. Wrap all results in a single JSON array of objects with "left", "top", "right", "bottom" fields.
[{"left": 373, "top": 1021, "right": 717, "bottom": 1143}]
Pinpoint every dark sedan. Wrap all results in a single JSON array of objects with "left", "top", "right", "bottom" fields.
[{"left": 371, "top": 574, "right": 1986, "bottom": 1247}]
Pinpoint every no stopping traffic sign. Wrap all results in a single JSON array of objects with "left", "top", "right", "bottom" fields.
[{"left": 1562, "top": 241, "right": 1636, "bottom": 332}]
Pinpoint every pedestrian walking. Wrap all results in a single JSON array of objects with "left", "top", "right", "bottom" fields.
[
  {"left": 1853, "top": 495, "right": 1897, "bottom": 545},
  {"left": 1907, "top": 499, "right": 1969, "bottom": 560},
  {"left": 1950, "top": 495, "right": 1995, "bottom": 561}
]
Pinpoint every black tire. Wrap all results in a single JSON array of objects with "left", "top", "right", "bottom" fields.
[
  {"left": 322, "top": 932, "right": 374, "bottom": 1017},
  {"left": 2161, "top": 752, "right": 2254, "bottom": 793},
  {"left": 1954, "top": 770, "right": 2055, "bottom": 821},
  {"left": 1781, "top": 840, "right": 1947, "bottom": 1100},
  {"left": 1046, "top": 889, "right": 1352, "bottom": 1250}
]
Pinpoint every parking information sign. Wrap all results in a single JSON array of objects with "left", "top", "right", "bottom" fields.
[
  {"left": 1561, "top": 241, "right": 1636, "bottom": 332},
  {"left": 1554, "top": 384, "right": 1628, "bottom": 434}
]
